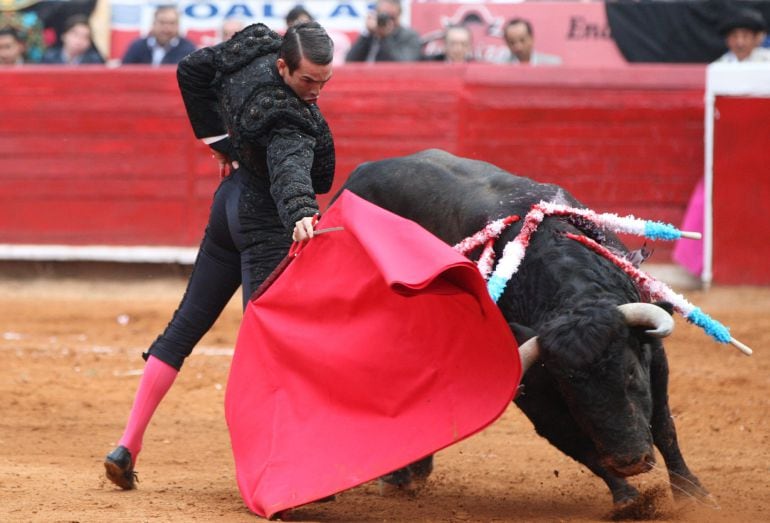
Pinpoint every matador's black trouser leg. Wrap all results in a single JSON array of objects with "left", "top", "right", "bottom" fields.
[
  {"left": 232, "top": 172, "right": 293, "bottom": 307},
  {"left": 143, "top": 169, "right": 293, "bottom": 370}
]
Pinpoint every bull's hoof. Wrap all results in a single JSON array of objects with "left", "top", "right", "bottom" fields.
[
  {"left": 270, "top": 509, "right": 292, "bottom": 521},
  {"left": 379, "top": 467, "right": 412, "bottom": 487},
  {"left": 407, "top": 455, "right": 434, "bottom": 481},
  {"left": 378, "top": 457, "right": 433, "bottom": 496},
  {"left": 377, "top": 470, "right": 429, "bottom": 497},
  {"left": 609, "top": 485, "right": 669, "bottom": 521},
  {"left": 377, "top": 477, "right": 426, "bottom": 497}
]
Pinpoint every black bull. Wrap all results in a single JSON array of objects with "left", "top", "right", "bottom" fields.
[{"left": 337, "top": 149, "right": 709, "bottom": 506}]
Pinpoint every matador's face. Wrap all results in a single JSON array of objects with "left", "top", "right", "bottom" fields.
[{"left": 277, "top": 57, "right": 333, "bottom": 105}]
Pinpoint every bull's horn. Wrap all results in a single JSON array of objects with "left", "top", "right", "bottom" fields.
[
  {"left": 617, "top": 303, "right": 674, "bottom": 338},
  {"left": 519, "top": 337, "right": 540, "bottom": 374}
]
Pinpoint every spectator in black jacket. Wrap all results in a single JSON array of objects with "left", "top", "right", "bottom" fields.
[
  {"left": 121, "top": 5, "right": 196, "bottom": 66},
  {"left": 346, "top": 0, "right": 422, "bottom": 62}
]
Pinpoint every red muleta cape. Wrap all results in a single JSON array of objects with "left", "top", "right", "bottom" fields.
[{"left": 225, "top": 190, "right": 522, "bottom": 518}]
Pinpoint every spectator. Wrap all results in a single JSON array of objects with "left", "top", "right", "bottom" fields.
[
  {"left": 714, "top": 7, "right": 770, "bottom": 63},
  {"left": 502, "top": 18, "right": 562, "bottom": 66},
  {"left": 121, "top": 5, "right": 196, "bottom": 65},
  {"left": 0, "top": 26, "right": 25, "bottom": 66},
  {"left": 346, "top": 0, "right": 422, "bottom": 62},
  {"left": 285, "top": 5, "right": 313, "bottom": 27},
  {"left": 41, "top": 15, "right": 104, "bottom": 65},
  {"left": 0, "top": 8, "right": 44, "bottom": 62},
  {"left": 220, "top": 17, "right": 246, "bottom": 42},
  {"left": 426, "top": 25, "right": 474, "bottom": 63}
]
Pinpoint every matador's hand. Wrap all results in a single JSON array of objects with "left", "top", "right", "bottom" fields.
[
  {"left": 212, "top": 150, "right": 238, "bottom": 178},
  {"left": 292, "top": 215, "right": 319, "bottom": 242}
]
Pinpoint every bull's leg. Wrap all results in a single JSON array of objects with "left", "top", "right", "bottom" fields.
[
  {"left": 379, "top": 455, "right": 434, "bottom": 493},
  {"left": 407, "top": 455, "right": 434, "bottom": 479},
  {"left": 577, "top": 452, "right": 640, "bottom": 506},
  {"left": 515, "top": 369, "right": 639, "bottom": 505},
  {"left": 649, "top": 346, "right": 710, "bottom": 501}
]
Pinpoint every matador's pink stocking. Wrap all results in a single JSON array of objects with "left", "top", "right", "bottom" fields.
[{"left": 118, "top": 355, "right": 178, "bottom": 462}]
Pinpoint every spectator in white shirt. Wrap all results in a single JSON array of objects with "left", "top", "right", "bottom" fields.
[{"left": 715, "top": 7, "right": 770, "bottom": 63}]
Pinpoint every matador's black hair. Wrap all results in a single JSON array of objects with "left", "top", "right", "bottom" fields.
[{"left": 279, "top": 21, "right": 333, "bottom": 73}]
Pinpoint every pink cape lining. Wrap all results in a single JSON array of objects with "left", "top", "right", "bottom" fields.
[{"left": 225, "top": 190, "right": 522, "bottom": 517}]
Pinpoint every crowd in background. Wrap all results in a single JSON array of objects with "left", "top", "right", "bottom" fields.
[{"left": 2, "top": 1, "right": 770, "bottom": 67}]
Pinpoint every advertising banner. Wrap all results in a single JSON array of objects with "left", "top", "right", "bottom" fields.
[
  {"left": 108, "top": 1, "right": 624, "bottom": 65},
  {"left": 108, "top": 0, "right": 375, "bottom": 60},
  {"left": 411, "top": 1, "right": 626, "bottom": 66}
]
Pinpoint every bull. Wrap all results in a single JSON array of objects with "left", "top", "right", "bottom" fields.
[{"left": 338, "top": 149, "right": 709, "bottom": 510}]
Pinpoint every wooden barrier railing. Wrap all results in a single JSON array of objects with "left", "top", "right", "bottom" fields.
[{"left": 0, "top": 63, "right": 706, "bottom": 263}]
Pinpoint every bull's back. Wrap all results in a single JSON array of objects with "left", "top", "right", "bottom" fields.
[
  {"left": 341, "top": 149, "right": 573, "bottom": 243},
  {"left": 341, "top": 149, "right": 639, "bottom": 322}
]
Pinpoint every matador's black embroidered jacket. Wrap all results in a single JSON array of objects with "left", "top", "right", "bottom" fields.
[{"left": 177, "top": 24, "right": 335, "bottom": 229}]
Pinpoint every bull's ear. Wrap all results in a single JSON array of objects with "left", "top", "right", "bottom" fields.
[
  {"left": 654, "top": 301, "right": 674, "bottom": 315},
  {"left": 508, "top": 322, "right": 537, "bottom": 345}
]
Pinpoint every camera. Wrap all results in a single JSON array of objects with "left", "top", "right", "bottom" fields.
[{"left": 376, "top": 12, "right": 393, "bottom": 28}]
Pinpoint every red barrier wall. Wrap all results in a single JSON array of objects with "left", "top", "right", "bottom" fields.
[
  {"left": 712, "top": 96, "right": 770, "bottom": 285},
  {"left": 0, "top": 64, "right": 706, "bottom": 262}
]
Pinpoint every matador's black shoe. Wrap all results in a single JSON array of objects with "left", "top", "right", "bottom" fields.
[{"left": 104, "top": 445, "right": 138, "bottom": 490}]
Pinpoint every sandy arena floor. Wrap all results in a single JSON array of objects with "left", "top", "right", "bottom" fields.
[{"left": 0, "top": 264, "right": 768, "bottom": 522}]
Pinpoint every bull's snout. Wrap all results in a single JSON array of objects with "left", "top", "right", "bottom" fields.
[{"left": 601, "top": 452, "right": 655, "bottom": 477}]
